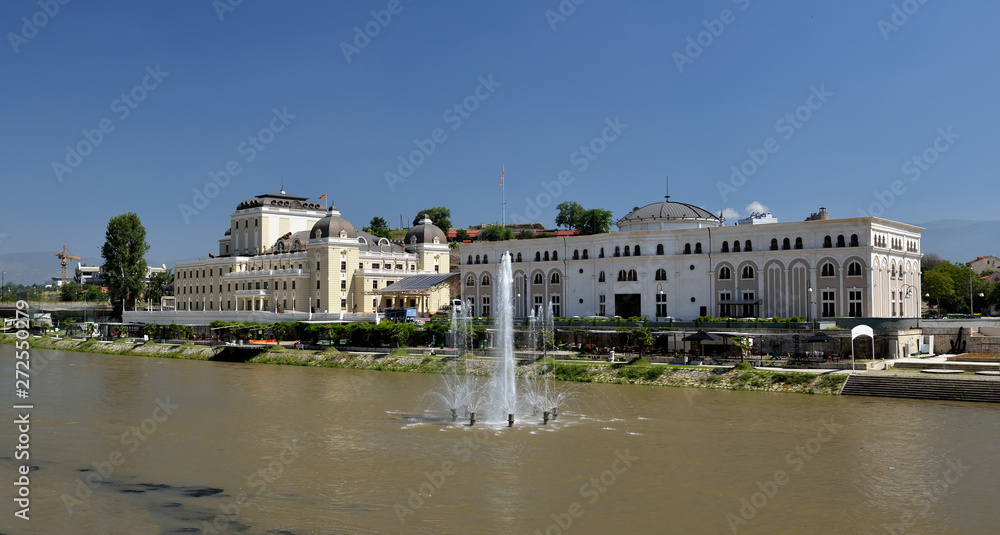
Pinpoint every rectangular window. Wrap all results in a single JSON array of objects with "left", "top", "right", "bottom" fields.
[
  {"left": 341, "top": 261, "right": 347, "bottom": 271},
  {"left": 317, "top": 261, "right": 321, "bottom": 271},
  {"left": 533, "top": 295, "right": 544, "bottom": 316},
  {"left": 341, "top": 299, "right": 347, "bottom": 308},
  {"left": 396, "top": 264, "right": 403, "bottom": 270},
  {"left": 227, "top": 301, "right": 230, "bottom": 310},
  {"left": 822, "top": 290, "right": 836, "bottom": 318},
  {"left": 317, "top": 280, "right": 321, "bottom": 289},
  {"left": 482, "top": 296, "right": 491, "bottom": 317},
  {"left": 317, "top": 299, "right": 321, "bottom": 310},
  {"left": 283, "top": 299, "right": 287, "bottom": 310},
  {"left": 551, "top": 295, "right": 561, "bottom": 317},
  {"left": 655, "top": 293, "right": 667, "bottom": 317},
  {"left": 372, "top": 280, "right": 378, "bottom": 289},
  {"left": 341, "top": 280, "right": 347, "bottom": 290},
  {"left": 599, "top": 294, "right": 606, "bottom": 316},
  {"left": 373, "top": 263, "right": 380, "bottom": 270},
  {"left": 891, "top": 291, "right": 897, "bottom": 317},
  {"left": 360, "top": 263, "right": 364, "bottom": 270},
  {"left": 849, "top": 290, "right": 862, "bottom": 317},
  {"left": 292, "top": 281, "right": 295, "bottom": 290},
  {"left": 372, "top": 297, "right": 377, "bottom": 309},
  {"left": 719, "top": 292, "right": 732, "bottom": 318}
]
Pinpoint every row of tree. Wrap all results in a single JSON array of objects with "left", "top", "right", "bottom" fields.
[{"left": 921, "top": 254, "right": 1000, "bottom": 315}]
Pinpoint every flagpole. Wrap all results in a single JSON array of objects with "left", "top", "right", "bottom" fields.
[{"left": 501, "top": 165, "right": 506, "bottom": 227}]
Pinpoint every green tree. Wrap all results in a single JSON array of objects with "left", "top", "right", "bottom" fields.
[
  {"left": 575, "top": 209, "right": 614, "bottom": 235},
  {"left": 477, "top": 224, "right": 513, "bottom": 242},
  {"left": 60, "top": 281, "right": 81, "bottom": 302},
  {"left": 413, "top": 207, "right": 452, "bottom": 231},
  {"left": 555, "top": 201, "right": 584, "bottom": 230},
  {"left": 101, "top": 212, "right": 150, "bottom": 321},
  {"left": 922, "top": 269, "right": 953, "bottom": 312},
  {"left": 145, "top": 269, "right": 173, "bottom": 304},
  {"left": 363, "top": 216, "right": 392, "bottom": 239},
  {"left": 453, "top": 228, "right": 472, "bottom": 242},
  {"left": 516, "top": 229, "right": 536, "bottom": 240},
  {"left": 732, "top": 336, "right": 752, "bottom": 363}
]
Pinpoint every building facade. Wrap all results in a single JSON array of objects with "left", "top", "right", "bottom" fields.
[
  {"left": 459, "top": 198, "right": 923, "bottom": 320},
  {"left": 172, "top": 191, "right": 451, "bottom": 316}
]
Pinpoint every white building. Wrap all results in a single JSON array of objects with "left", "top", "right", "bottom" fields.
[{"left": 458, "top": 198, "right": 922, "bottom": 320}]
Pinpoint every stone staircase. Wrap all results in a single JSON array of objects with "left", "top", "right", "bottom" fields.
[{"left": 840, "top": 375, "right": 1000, "bottom": 403}]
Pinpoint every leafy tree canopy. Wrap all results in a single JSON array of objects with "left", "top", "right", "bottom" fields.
[
  {"left": 555, "top": 201, "right": 584, "bottom": 230},
  {"left": 101, "top": 212, "right": 150, "bottom": 320},
  {"left": 477, "top": 224, "right": 514, "bottom": 242},
  {"left": 413, "top": 207, "right": 452, "bottom": 231},
  {"left": 363, "top": 216, "right": 392, "bottom": 239}
]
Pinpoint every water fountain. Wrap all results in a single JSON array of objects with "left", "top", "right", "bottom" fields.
[{"left": 430, "top": 252, "right": 570, "bottom": 427}]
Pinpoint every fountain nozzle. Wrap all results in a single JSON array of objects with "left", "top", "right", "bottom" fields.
[
  {"left": 450, "top": 408, "right": 458, "bottom": 421},
  {"left": 469, "top": 412, "right": 476, "bottom": 426},
  {"left": 551, "top": 407, "right": 559, "bottom": 419},
  {"left": 543, "top": 411, "right": 550, "bottom": 424},
  {"left": 508, "top": 413, "right": 515, "bottom": 427}
]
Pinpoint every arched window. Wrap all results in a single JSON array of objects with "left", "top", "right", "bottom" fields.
[
  {"left": 617, "top": 270, "right": 627, "bottom": 282},
  {"left": 850, "top": 234, "right": 859, "bottom": 247},
  {"left": 848, "top": 261, "right": 862, "bottom": 276},
  {"left": 466, "top": 275, "right": 476, "bottom": 286},
  {"left": 656, "top": 244, "right": 664, "bottom": 255},
  {"left": 634, "top": 245, "right": 641, "bottom": 257},
  {"left": 533, "top": 273, "right": 543, "bottom": 285},
  {"left": 516, "top": 252, "right": 522, "bottom": 262},
  {"left": 733, "top": 241, "right": 741, "bottom": 253},
  {"left": 695, "top": 242, "right": 703, "bottom": 254},
  {"left": 483, "top": 254, "right": 488, "bottom": 264},
  {"left": 741, "top": 265, "right": 755, "bottom": 279},
  {"left": 795, "top": 237, "right": 803, "bottom": 249},
  {"left": 783, "top": 238, "right": 791, "bottom": 250},
  {"left": 719, "top": 266, "right": 731, "bottom": 280},
  {"left": 544, "top": 251, "right": 550, "bottom": 261},
  {"left": 550, "top": 272, "right": 561, "bottom": 284},
  {"left": 481, "top": 275, "right": 491, "bottom": 286},
  {"left": 655, "top": 268, "right": 667, "bottom": 281},
  {"left": 573, "top": 249, "right": 580, "bottom": 260},
  {"left": 598, "top": 271, "right": 606, "bottom": 282},
  {"left": 614, "top": 246, "right": 621, "bottom": 257},
  {"left": 821, "top": 262, "right": 835, "bottom": 277},
  {"left": 823, "top": 236, "right": 833, "bottom": 248},
  {"left": 770, "top": 238, "right": 778, "bottom": 251},
  {"left": 684, "top": 243, "right": 691, "bottom": 254},
  {"left": 582, "top": 249, "right": 589, "bottom": 259},
  {"left": 535, "top": 252, "right": 541, "bottom": 262},
  {"left": 552, "top": 251, "right": 558, "bottom": 261},
  {"left": 722, "top": 242, "right": 730, "bottom": 253},
  {"left": 744, "top": 240, "right": 752, "bottom": 252},
  {"left": 836, "top": 235, "right": 846, "bottom": 248},
  {"left": 467, "top": 255, "right": 473, "bottom": 265},
  {"left": 624, "top": 246, "right": 630, "bottom": 257},
  {"left": 599, "top": 247, "right": 605, "bottom": 258},
  {"left": 628, "top": 269, "right": 638, "bottom": 281},
  {"left": 475, "top": 255, "right": 481, "bottom": 264}
]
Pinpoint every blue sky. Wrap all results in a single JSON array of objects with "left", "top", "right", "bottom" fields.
[{"left": 1, "top": 0, "right": 997, "bottom": 267}]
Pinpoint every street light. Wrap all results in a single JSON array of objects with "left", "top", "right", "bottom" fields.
[{"left": 807, "top": 287, "right": 813, "bottom": 323}]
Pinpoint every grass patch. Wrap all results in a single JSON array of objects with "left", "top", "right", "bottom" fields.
[{"left": 554, "top": 364, "right": 593, "bottom": 382}]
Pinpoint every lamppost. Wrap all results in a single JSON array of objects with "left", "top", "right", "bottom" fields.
[
  {"left": 656, "top": 283, "right": 664, "bottom": 322},
  {"left": 807, "top": 287, "right": 813, "bottom": 323},
  {"left": 900, "top": 284, "right": 919, "bottom": 317}
]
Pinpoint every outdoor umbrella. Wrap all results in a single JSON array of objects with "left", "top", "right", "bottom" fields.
[
  {"left": 802, "top": 332, "right": 841, "bottom": 360},
  {"left": 681, "top": 330, "right": 718, "bottom": 358}
]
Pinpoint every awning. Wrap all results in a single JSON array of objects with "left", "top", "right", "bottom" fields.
[{"left": 375, "top": 273, "right": 458, "bottom": 293}]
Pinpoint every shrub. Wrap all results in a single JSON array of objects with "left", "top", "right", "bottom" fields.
[{"left": 554, "top": 364, "right": 592, "bottom": 382}]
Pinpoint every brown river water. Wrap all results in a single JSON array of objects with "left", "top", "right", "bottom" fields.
[{"left": 2, "top": 348, "right": 999, "bottom": 534}]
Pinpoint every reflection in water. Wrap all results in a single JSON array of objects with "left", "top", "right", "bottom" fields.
[{"left": 3, "top": 348, "right": 999, "bottom": 534}]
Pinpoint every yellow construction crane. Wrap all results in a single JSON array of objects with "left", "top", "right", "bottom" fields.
[{"left": 55, "top": 245, "right": 81, "bottom": 284}]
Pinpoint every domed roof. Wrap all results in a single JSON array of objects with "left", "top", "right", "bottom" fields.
[
  {"left": 310, "top": 206, "right": 357, "bottom": 239},
  {"left": 405, "top": 214, "right": 447, "bottom": 246},
  {"left": 617, "top": 198, "right": 721, "bottom": 226}
]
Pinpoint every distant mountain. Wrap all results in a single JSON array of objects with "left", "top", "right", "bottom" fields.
[
  {"left": 917, "top": 220, "right": 1000, "bottom": 264},
  {"left": 0, "top": 251, "right": 104, "bottom": 285}
]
